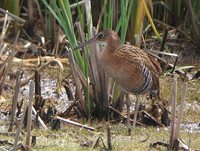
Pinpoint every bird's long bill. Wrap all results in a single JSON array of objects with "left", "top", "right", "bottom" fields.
[{"left": 73, "top": 37, "right": 96, "bottom": 50}]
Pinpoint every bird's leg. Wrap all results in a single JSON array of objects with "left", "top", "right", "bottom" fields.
[
  {"left": 133, "top": 95, "right": 140, "bottom": 127},
  {"left": 125, "top": 93, "right": 131, "bottom": 135}
]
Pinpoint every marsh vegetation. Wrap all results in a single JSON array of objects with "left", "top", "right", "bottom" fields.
[{"left": 0, "top": 0, "right": 200, "bottom": 150}]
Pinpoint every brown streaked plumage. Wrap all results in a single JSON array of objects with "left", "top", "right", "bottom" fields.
[{"left": 75, "top": 29, "right": 162, "bottom": 96}]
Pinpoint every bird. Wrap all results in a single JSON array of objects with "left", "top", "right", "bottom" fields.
[
  {"left": 74, "top": 29, "right": 162, "bottom": 130},
  {"left": 74, "top": 29, "right": 162, "bottom": 96}
]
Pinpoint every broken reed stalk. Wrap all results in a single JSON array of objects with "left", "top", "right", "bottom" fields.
[
  {"left": 93, "top": 136, "right": 107, "bottom": 149},
  {"left": 12, "top": 101, "right": 28, "bottom": 151},
  {"left": 55, "top": 116, "right": 95, "bottom": 131},
  {"left": 8, "top": 71, "right": 22, "bottom": 132},
  {"left": 174, "top": 82, "right": 188, "bottom": 141},
  {"left": 141, "top": 110, "right": 164, "bottom": 127},
  {"left": 34, "top": 70, "right": 43, "bottom": 128},
  {"left": 0, "top": 8, "right": 25, "bottom": 24},
  {"left": 171, "top": 56, "right": 179, "bottom": 74},
  {"left": 107, "top": 126, "right": 112, "bottom": 150},
  {"left": 108, "top": 105, "right": 127, "bottom": 119},
  {"left": 34, "top": 70, "right": 42, "bottom": 111},
  {"left": 169, "top": 75, "right": 177, "bottom": 149},
  {"left": 35, "top": 70, "right": 41, "bottom": 96},
  {"left": 159, "top": 28, "right": 168, "bottom": 58},
  {"left": 25, "top": 80, "right": 34, "bottom": 151},
  {"left": 0, "top": 31, "right": 20, "bottom": 95},
  {"left": 32, "top": 106, "right": 48, "bottom": 130}
]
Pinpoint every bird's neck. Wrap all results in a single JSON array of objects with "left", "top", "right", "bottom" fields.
[
  {"left": 100, "top": 42, "right": 120, "bottom": 67},
  {"left": 106, "top": 40, "right": 121, "bottom": 53}
]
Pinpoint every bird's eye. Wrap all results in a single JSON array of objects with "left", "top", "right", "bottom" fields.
[{"left": 97, "top": 33, "right": 104, "bottom": 39}]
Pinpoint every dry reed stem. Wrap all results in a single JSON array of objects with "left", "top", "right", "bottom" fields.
[
  {"left": 169, "top": 75, "right": 177, "bottom": 149},
  {"left": 76, "top": 22, "right": 86, "bottom": 43},
  {"left": 32, "top": 106, "right": 48, "bottom": 130},
  {"left": 84, "top": 0, "right": 111, "bottom": 108},
  {"left": 85, "top": 0, "right": 110, "bottom": 108},
  {"left": 148, "top": 49, "right": 178, "bottom": 57},
  {"left": 0, "top": 8, "right": 25, "bottom": 24},
  {"left": 108, "top": 105, "right": 127, "bottom": 119},
  {"left": 141, "top": 110, "right": 164, "bottom": 127},
  {"left": 8, "top": 71, "right": 22, "bottom": 132},
  {"left": 1, "top": 56, "right": 68, "bottom": 64},
  {"left": 0, "top": 64, "right": 7, "bottom": 87},
  {"left": 159, "top": 28, "right": 168, "bottom": 58},
  {"left": 67, "top": 48, "right": 87, "bottom": 113},
  {"left": 75, "top": 23, "right": 94, "bottom": 97},
  {"left": 0, "top": 12, "right": 10, "bottom": 50},
  {"left": 0, "top": 31, "right": 20, "bottom": 95},
  {"left": 25, "top": 80, "right": 34, "bottom": 151},
  {"left": 12, "top": 101, "right": 28, "bottom": 151},
  {"left": 171, "top": 56, "right": 179, "bottom": 74},
  {"left": 55, "top": 116, "right": 96, "bottom": 131},
  {"left": 174, "top": 82, "right": 188, "bottom": 141},
  {"left": 73, "top": 61, "right": 94, "bottom": 97},
  {"left": 107, "top": 126, "right": 112, "bottom": 150}
]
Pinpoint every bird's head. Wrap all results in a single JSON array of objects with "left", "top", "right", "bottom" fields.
[{"left": 74, "top": 29, "right": 121, "bottom": 52}]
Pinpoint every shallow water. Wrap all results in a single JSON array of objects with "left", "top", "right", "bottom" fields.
[
  {"left": 181, "top": 122, "right": 200, "bottom": 133},
  {"left": 19, "top": 78, "right": 72, "bottom": 113}
]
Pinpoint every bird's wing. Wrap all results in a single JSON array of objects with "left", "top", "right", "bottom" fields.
[
  {"left": 114, "top": 45, "right": 162, "bottom": 93},
  {"left": 114, "top": 45, "right": 162, "bottom": 76}
]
